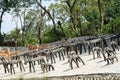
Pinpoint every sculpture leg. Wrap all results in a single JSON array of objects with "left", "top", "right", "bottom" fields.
[
  {"left": 58, "top": 52, "right": 61, "bottom": 61},
  {"left": 70, "top": 60, "right": 73, "bottom": 69},
  {"left": 75, "top": 59, "right": 79, "bottom": 68},
  {"left": 21, "top": 62, "right": 25, "bottom": 71},
  {"left": 61, "top": 51, "right": 65, "bottom": 60},
  {"left": 19, "top": 62, "right": 22, "bottom": 72},
  {"left": 78, "top": 57, "right": 85, "bottom": 65},
  {"left": 31, "top": 61, "right": 35, "bottom": 72}
]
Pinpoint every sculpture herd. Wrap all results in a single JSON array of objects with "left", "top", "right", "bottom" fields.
[{"left": 0, "top": 34, "right": 120, "bottom": 75}]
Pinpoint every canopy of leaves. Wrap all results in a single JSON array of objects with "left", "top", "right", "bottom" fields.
[{"left": 1, "top": 0, "right": 120, "bottom": 46}]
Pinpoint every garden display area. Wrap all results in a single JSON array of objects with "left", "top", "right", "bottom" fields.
[
  {"left": 0, "top": 34, "right": 120, "bottom": 80},
  {"left": 1, "top": 0, "right": 120, "bottom": 80}
]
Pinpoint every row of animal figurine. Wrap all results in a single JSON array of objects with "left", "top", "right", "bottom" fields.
[{"left": 0, "top": 39, "right": 119, "bottom": 74}]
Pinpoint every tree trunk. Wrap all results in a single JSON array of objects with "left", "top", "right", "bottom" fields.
[
  {"left": 22, "top": 10, "right": 26, "bottom": 46},
  {"left": 17, "top": 11, "right": 24, "bottom": 46},
  {"left": 38, "top": 26, "right": 42, "bottom": 44},
  {"left": 70, "top": 11, "right": 79, "bottom": 37},
  {"left": 0, "top": 11, "right": 5, "bottom": 34},
  {"left": 22, "top": 28, "right": 25, "bottom": 46},
  {"left": 98, "top": 0, "right": 103, "bottom": 35},
  {"left": 51, "top": 18, "right": 60, "bottom": 39},
  {"left": 65, "top": 0, "right": 79, "bottom": 37},
  {"left": 70, "top": 14, "right": 79, "bottom": 37},
  {"left": 36, "top": 0, "right": 60, "bottom": 40},
  {"left": 57, "top": 21, "right": 66, "bottom": 37},
  {"left": 79, "top": 20, "right": 82, "bottom": 36},
  {"left": 38, "top": 0, "right": 42, "bottom": 45},
  {"left": 111, "top": 19, "right": 115, "bottom": 34}
]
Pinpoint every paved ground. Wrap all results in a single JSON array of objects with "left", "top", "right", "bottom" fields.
[{"left": 0, "top": 50, "right": 120, "bottom": 79}]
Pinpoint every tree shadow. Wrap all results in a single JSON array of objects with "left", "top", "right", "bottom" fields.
[
  {"left": 38, "top": 72, "right": 44, "bottom": 74},
  {"left": 101, "top": 64, "right": 108, "bottom": 67},
  {"left": 0, "top": 74, "right": 11, "bottom": 78},
  {"left": 62, "top": 62, "right": 68, "bottom": 65},
  {"left": 86, "top": 58, "right": 94, "bottom": 61},
  {"left": 97, "top": 60, "right": 104, "bottom": 63},
  {"left": 101, "top": 63, "right": 113, "bottom": 68},
  {"left": 63, "top": 68, "right": 71, "bottom": 72},
  {"left": 23, "top": 72, "right": 30, "bottom": 75}
]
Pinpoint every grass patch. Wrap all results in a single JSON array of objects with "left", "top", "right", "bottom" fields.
[
  {"left": 42, "top": 76, "right": 49, "bottom": 80},
  {"left": 18, "top": 77, "right": 24, "bottom": 80}
]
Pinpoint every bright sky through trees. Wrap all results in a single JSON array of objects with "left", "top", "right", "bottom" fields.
[{"left": 1, "top": 0, "right": 55, "bottom": 33}]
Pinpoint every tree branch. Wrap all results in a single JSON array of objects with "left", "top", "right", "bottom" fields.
[
  {"left": 0, "top": 11, "right": 5, "bottom": 33},
  {"left": 65, "top": 0, "right": 77, "bottom": 9},
  {"left": 71, "top": 0, "right": 77, "bottom": 9},
  {"left": 0, "top": 11, "right": 5, "bottom": 23},
  {"left": 36, "top": 0, "right": 60, "bottom": 40},
  {"left": 65, "top": 0, "right": 71, "bottom": 9},
  {"left": 36, "top": 0, "right": 52, "bottom": 19}
]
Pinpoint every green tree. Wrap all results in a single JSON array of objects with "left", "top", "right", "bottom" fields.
[
  {"left": 0, "top": 0, "right": 19, "bottom": 35},
  {"left": 36, "top": 0, "right": 61, "bottom": 40}
]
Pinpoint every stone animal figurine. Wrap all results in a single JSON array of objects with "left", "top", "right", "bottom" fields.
[
  {"left": 68, "top": 50, "right": 85, "bottom": 69},
  {"left": 41, "top": 62, "right": 55, "bottom": 72},
  {"left": 104, "top": 47, "right": 118, "bottom": 64},
  {"left": 110, "top": 41, "right": 119, "bottom": 52}
]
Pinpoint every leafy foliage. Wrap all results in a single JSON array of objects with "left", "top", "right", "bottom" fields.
[{"left": 1, "top": 0, "right": 120, "bottom": 45}]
